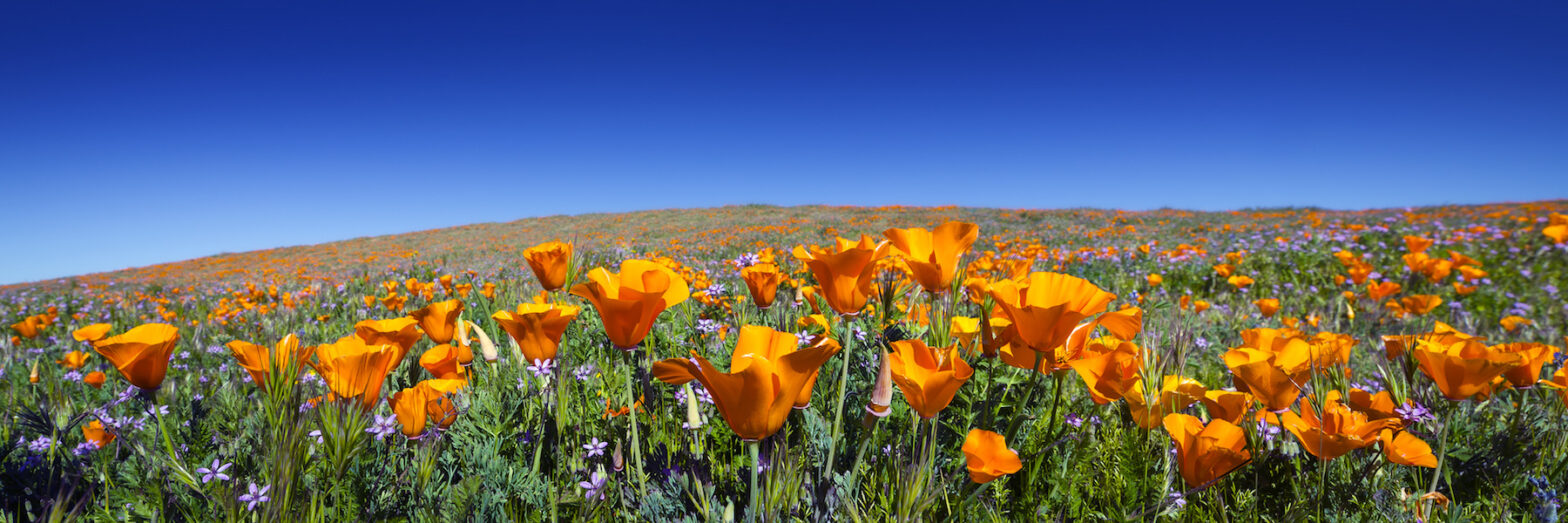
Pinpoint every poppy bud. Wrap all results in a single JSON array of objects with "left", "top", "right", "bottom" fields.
[
  {"left": 683, "top": 383, "right": 704, "bottom": 429},
  {"left": 467, "top": 321, "right": 499, "bottom": 362},
  {"left": 862, "top": 349, "right": 893, "bottom": 428},
  {"left": 29, "top": 360, "right": 39, "bottom": 384},
  {"left": 611, "top": 442, "right": 624, "bottom": 473},
  {"left": 454, "top": 315, "right": 470, "bottom": 347}
]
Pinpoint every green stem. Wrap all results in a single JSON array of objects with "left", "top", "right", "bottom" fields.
[
  {"left": 821, "top": 316, "right": 856, "bottom": 483},
  {"left": 625, "top": 349, "right": 646, "bottom": 495},
  {"left": 749, "top": 440, "right": 762, "bottom": 523},
  {"left": 1427, "top": 405, "right": 1455, "bottom": 499}
]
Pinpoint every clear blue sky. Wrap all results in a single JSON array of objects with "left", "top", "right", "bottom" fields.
[{"left": 2, "top": 1, "right": 1565, "bottom": 284}]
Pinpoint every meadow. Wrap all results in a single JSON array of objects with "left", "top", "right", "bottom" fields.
[{"left": 4, "top": 202, "right": 1567, "bottom": 522}]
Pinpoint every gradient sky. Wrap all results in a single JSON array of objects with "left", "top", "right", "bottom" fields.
[{"left": 2, "top": 1, "right": 1566, "bottom": 284}]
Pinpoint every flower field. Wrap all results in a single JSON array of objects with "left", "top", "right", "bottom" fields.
[{"left": 4, "top": 202, "right": 1567, "bottom": 521}]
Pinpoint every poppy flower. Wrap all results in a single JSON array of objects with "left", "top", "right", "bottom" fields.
[
  {"left": 1124, "top": 375, "right": 1207, "bottom": 429},
  {"left": 11, "top": 316, "right": 43, "bottom": 339},
  {"left": 310, "top": 335, "right": 401, "bottom": 410},
  {"left": 651, "top": 325, "right": 840, "bottom": 440},
  {"left": 1065, "top": 337, "right": 1142, "bottom": 404},
  {"left": 92, "top": 323, "right": 180, "bottom": 391},
  {"left": 226, "top": 334, "right": 315, "bottom": 391},
  {"left": 987, "top": 272, "right": 1117, "bottom": 372},
  {"left": 882, "top": 221, "right": 979, "bottom": 293},
  {"left": 961, "top": 429, "right": 1023, "bottom": 483},
  {"left": 886, "top": 339, "right": 972, "bottom": 419},
  {"left": 1201, "top": 390, "right": 1254, "bottom": 424},
  {"left": 739, "top": 263, "right": 785, "bottom": 309},
  {"left": 72, "top": 323, "right": 113, "bottom": 343},
  {"left": 1280, "top": 399, "right": 1401, "bottom": 461},
  {"left": 1499, "top": 316, "right": 1532, "bottom": 332},
  {"left": 1213, "top": 264, "right": 1234, "bottom": 278},
  {"left": 1344, "top": 388, "right": 1399, "bottom": 420},
  {"left": 1541, "top": 365, "right": 1568, "bottom": 407},
  {"left": 1146, "top": 274, "right": 1163, "bottom": 287},
  {"left": 354, "top": 318, "right": 424, "bottom": 365},
  {"left": 1366, "top": 281, "right": 1402, "bottom": 303},
  {"left": 1490, "top": 342, "right": 1557, "bottom": 388},
  {"left": 793, "top": 236, "right": 894, "bottom": 316},
  {"left": 1227, "top": 275, "right": 1254, "bottom": 289},
  {"left": 83, "top": 371, "right": 107, "bottom": 389},
  {"left": 1412, "top": 337, "right": 1523, "bottom": 400},
  {"left": 1399, "top": 295, "right": 1443, "bottom": 316},
  {"left": 57, "top": 350, "right": 91, "bottom": 370},
  {"left": 1380, "top": 429, "right": 1437, "bottom": 468},
  {"left": 524, "top": 241, "right": 573, "bottom": 291},
  {"left": 949, "top": 316, "right": 981, "bottom": 353},
  {"left": 390, "top": 378, "right": 467, "bottom": 438},
  {"left": 570, "top": 259, "right": 690, "bottom": 350},
  {"left": 1544, "top": 213, "right": 1568, "bottom": 244},
  {"left": 29, "top": 361, "right": 38, "bottom": 383},
  {"left": 410, "top": 300, "right": 464, "bottom": 345},
  {"left": 1403, "top": 235, "right": 1434, "bottom": 254},
  {"left": 1162, "top": 413, "right": 1250, "bottom": 488},
  {"left": 492, "top": 303, "right": 580, "bottom": 363},
  {"left": 1223, "top": 348, "right": 1306, "bottom": 413},
  {"left": 82, "top": 420, "right": 116, "bottom": 448},
  {"left": 419, "top": 345, "right": 468, "bottom": 380},
  {"left": 480, "top": 283, "right": 496, "bottom": 300},
  {"left": 1253, "top": 299, "right": 1280, "bottom": 318}
]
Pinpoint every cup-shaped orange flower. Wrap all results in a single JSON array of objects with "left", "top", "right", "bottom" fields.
[
  {"left": 1491, "top": 342, "right": 1558, "bottom": 388},
  {"left": 1201, "top": 390, "right": 1255, "bottom": 425},
  {"left": 1066, "top": 337, "right": 1142, "bottom": 404},
  {"left": 83, "top": 371, "right": 107, "bottom": 389},
  {"left": 492, "top": 303, "right": 580, "bottom": 362},
  {"left": 419, "top": 344, "right": 468, "bottom": 380},
  {"left": 739, "top": 263, "right": 785, "bottom": 309},
  {"left": 226, "top": 333, "right": 315, "bottom": 391},
  {"left": 72, "top": 323, "right": 112, "bottom": 343},
  {"left": 886, "top": 339, "right": 972, "bottom": 419},
  {"left": 1163, "top": 413, "right": 1251, "bottom": 488},
  {"left": 570, "top": 259, "right": 690, "bottom": 350},
  {"left": 1223, "top": 348, "right": 1306, "bottom": 413},
  {"left": 411, "top": 300, "right": 464, "bottom": 345},
  {"left": 1366, "top": 281, "right": 1402, "bottom": 303},
  {"left": 354, "top": 318, "right": 424, "bottom": 365},
  {"left": 92, "top": 323, "right": 180, "bottom": 391},
  {"left": 57, "top": 350, "right": 91, "bottom": 370},
  {"left": 1125, "top": 375, "right": 1207, "bottom": 429},
  {"left": 11, "top": 316, "right": 44, "bottom": 339},
  {"left": 1280, "top": 400, "right": 1402, "bottom": 461},
  {"left": 389, "top": 378, "right": 467, "bottom": 438},
  {"left": 987, "top": 271, "right": 1117, "bottom": 372},
  {"left": 524, "top": 241, "right": 573, "bottom": 291},
  {"left": 310, "top": 335, "right": 401, "bottom": 410},
  {"left": 651, "top": 326, "right": 840, "bottom": 440},
  {"left": 1541, "top": 365, "right": 1568, "bottom": 408},
  {"left": 1253, "top": 298, "right": 1280, "bottom": 318},
  {"left": 1412, "top": 337, "right": 1523, "bottom": 400},
  {"left": 1399, "top": 295, "right": 1443, "bottom": 316},
  {"left": 882, "top": 221, "right": 979, "bottom": 293},
  {"left": 82, "top": 420, "right": 116, "bottom": 448},
  {"left": 791, "top": 236, "right": 891, "bottom": 316},
  {"left": 961, "top": 429, "right": 1023, "bottom": 483},
  {"left": 1380, "top": 429, "right": 1437, "bottom": 468}
]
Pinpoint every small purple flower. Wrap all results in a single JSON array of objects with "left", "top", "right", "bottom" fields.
[
  {"left": 27, "top": 436, "right": 52, "bottom": 454},
  {"left": 573, "top": 364, "right": 597, "bottom": 382},
  {"left": 238, "top": 482, "right": 271, "bottom": 511},
  {"left": 196, "top": 459, "right": 232, "bottom": 483},
  {"left": 1397, "top": 401, "right": 1435, "bottom": 425},
  {"left": 1064, "top": 412, "right": 1083, "bottom": 428},
  {"left": 579, "top": 471, "right": 607, "bottom": 500},
  {"left": 528, "top": 358, "right": 555, "bottom": 380},
  {"left": 308, "top": 430, "right": 323, "bottom": 444},
  {"left": 366, "top": 414, "right": 399, "bottom": 440},
  {"left": 583, "top": 437, "right": 608, "bottom": 457}
]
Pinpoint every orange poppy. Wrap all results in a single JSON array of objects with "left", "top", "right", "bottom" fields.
[
  {"left": 961, "top": 429, "right": 1023, "bottom": 483},
  {"left": 1403, "top": 235, "right": 1434, "bottom": 254},
  {"left": 389, "top": 378, "right": 467, "bottom": 437},
  {"left": 949, "top": 316, "right": 981, "bottom": 353},
  {"left": 1541, "top": 365, "right": 1568, "bottom": 407},
  {"left": 1399, "top": 295, "right": 1443, "bottom": 316},
  {"left": 1065, "top": 337, "right": 1142, "bottom": 404},
  {"left": 1213, "top": 264, "right": 1234, "bottom": 278},
  {"left": 1490, "top": 342, "right": 1557, "bottom": 388},
  {"left": 82, "top": 420, "right": 116, "bottom": 448},
  {"left": 310, "top": 335, "right": 401, "bottom": 410},
  {"left": 83, "top": 371, "right": 107, "bottom": 389},
  {"left": 11, "top": 316, "right": 43, "bottom": 339},
  {"left": 1201, "top": 390, "right": 1254, "bottom": 424},
  {"left": 1146, "top": 274, "right": 1163, "bottom": 287},
  {"left": 410, "top": 300, "right": 464, "bottom": 345},
  {"left": 71, "top": 323, "right": 113, "bottom": 343},
  {"left": 1380, "top": 429, "right": 1437, "bottom": 468},
  {"left": 739, "top": 263, "right": 785, "bottom": 309},
  {"left": 226, "top": 333, "right": 315, "bottom": 391},
  {"left": 570, "top": 259, "right": 690, "bottom": 350},
  {"left": 987, "top": 272, "right": 1117, "bottom": 372},
  {"left": 1412, "top": 337, "right": 1522, "bottom": 400},
  {"left": 57, "top": 350, "right": 91, "bottom": 370},
  {"left": 1163, "top": 413, "right": 1250, "bottom": 488},
  {"left": 354, "top": 317, "right": 424, "bottom": 365},
  {"left": 1253, "top": 299, "right": 1280, "bottom": 318},
  {"left": 1125, "top": 375, "right": 1207, "bottom": 429},
  {"left": 1499, "top": 315, "right": 1532, "bottom": 332},
  {"left": 418, "top": 344, "right": 468, "bottom": 380},
  {"left": 1223, "top": 348, "right": 1306, "bottom": 413},
  {"left": 1366, "top": 281, "right": 1402, "bottom": 303},
  {"left": 651, "top": 325, "right": 840, "bottom": 440},
  {"left": 1344, "top": 388, "right": 1399, "bottom": 420},
  {"left": 882, "top": 221, "right": 979, "bottom": 293},
  {"left": 1543, "top": 213, "right": 1568, "bottom": 243},
  {"left": 92, "top": 323, "right": 180, "bottom": 391},
  {"left": 1227, "top": 275, "right": 1254, "bottom": 289},
  {"left": 492, "top": 303, "right": 580, "bottom": 363},
  {"left": 791, "top": 236, "right": 891, "bottom": 316},
  {"left": 886, "top": 339, "right": 972, "bottom": 418},
  {"left": 1280, "top": 399, "right": 1401, "bottom": 461},
  {"left": 523, "top": 241, "right": 573, "bottom": 291}
]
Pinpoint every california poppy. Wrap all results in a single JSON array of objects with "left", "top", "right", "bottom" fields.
[
  {"left": 1543, "top": 213, "right": 1568, "bottom": 244},
  {"left": 83, "top": 371, "right": 106, "bottom": 389},
  {"left": 1162, "top": 413, "right": 1250, "bottom": 488},
  {"left": 1344, "top": 388, "right": 1399, "bottom": 420},
  {"left": 1366, "top": 281, "right": 1402, "bottom": 303},
  {"left": 57, "top": 350, "right": 91, "bottom": 370},
  {"left": 570, "top": 259, "right": 690, "bottom": 350},
  {"left": 1223, "top": 348, "right": 1306, "bottom": 413},
  {"left": 1380, "top": 429, "right": 1437, "bottom": 468},
  {"left": 524, "top": 241, "right": 573, "bottom": 291},
  {"left": 987, "top": 271, "right": 1117, "bottom": 372},
  {"left": 390, "top": 378, "right": 467, "bottom": 437},
  {"left": 11, "top": 316, "right": 43, "bottom": 339},
  {"left": 492, "top": 303, "right": 580, "bottom": 363},
  {"left": 1412, "top": 337, "right": 1523, "bottom": 400},
  {"left": 949, "top": 316, "right": 981, "bottom": 353},
  {"left": 886, "top": 339, "right": 972, "bottom": 418},
  {"left": 791, "top": 236, "right": 892, "bottom": 316},
  {"left": 1541, "top": 365, "right": 1568, "bottom": 407},
  {"left": 739, "top": 263, "right": 785, "bottom": 309},
  {"left": 882, "top": 221, "right": 979, "bottom": 293},
  {"left": 1201, "top": 390, "right": 1255, "bottom": 424},
  {"left": 1489, "top": 342, "right": 1557, "bottom": 388},
  {"left": 1253, "top": 299, "right": 1280, "bottom": 318},
  {"left": 1499, "top": 316, "right": 1532, "bottom": 332},
  {"left": 1403, "top": 235, "right": 1434, "bottom": 254},
  {"left": 1146, "top": 274, "right": 1163, "bottom": 287},
  {"left": 1399, "top": 295, "right": 1443, "bottom": 316},
  {"left": 418, "top": 344, "right": 468, "bottom": 380},
  {"left": 1227, "top": 275, "right": 1254, "bottom": 289},
  {"left": 310, "top": 335, "right": 400, "bottom": 410},
  {"left": 354, "top": 317, "right": 424, "bottom": 365},
  {"left": 1124, "top": 375, "right": 1207, "bottom": 429},
  {"left": 961, "top": 429, "right": 1023, "bottom": 483},
  {"left": 1280, "top": 399, "right": 1401, "bottom": 461},
  {"left": 92, "top": 323, "right": 180, "bottom": 391},
  {"left": 82, "top": 420, "right": 116, "bottom": 448},
  {"left": 226, "top": 333, "right": 315, "bottom": 390},
  {"left": 1065, "top": 337, "right": 1142, "bottom": 404},
  {"left": 71, "top": 323, "right": 112, "bottom": 343},
  {"left": 411, "top": 300, "right": 464, "bottom": 345},
  {"left": 651, "top": 325, "right": 840, "bottom": 440}
]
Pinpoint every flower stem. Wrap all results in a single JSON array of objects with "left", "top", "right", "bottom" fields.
[
  {"left": 749, "top": 440, "right": 762, "bottom": 523},
  {"left": 822, "top": 316, "right": 855, "bottom": 483},
  {"left": 1426, "top": 405, "right": 1455, "bottom": 504}
]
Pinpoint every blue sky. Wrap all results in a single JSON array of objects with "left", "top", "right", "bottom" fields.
[{"left": 2, "top": 1, "right": 1565, "bottom": 284}]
